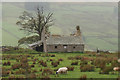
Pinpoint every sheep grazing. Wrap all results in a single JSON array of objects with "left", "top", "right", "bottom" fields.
[
  {"left": 118, "top": 59, "right": 120, "bottom": 63},
  {"left": 56, "top": 67, "right": 68, "bottom": 74},
  {"left": 113, "top": 67, "right": 120, "bottom": 71}
]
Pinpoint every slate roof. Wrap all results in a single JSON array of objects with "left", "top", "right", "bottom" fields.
[
  {"left": 28, "top": 36, "right": 84, "bottom": 47},
  {"left": 46, "top": 36, "right": 84, "bottom": 45}
]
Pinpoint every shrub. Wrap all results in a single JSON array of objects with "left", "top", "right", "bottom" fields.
[
  {"left": 2, "top": 70, "right": 10, "bottom": 77},
  {"left": 33, "top": 61, "right": 36, "bottom": 64},
  {"left": 31, "top": 64, "right": 34, "bottom": 67},
  {"left": 21, "top": 63, "right": 30, "bottom": 69},
  {"left": 34, "top": 58, "right": 38, "bottom": 61},
  {"left": 53, "top": 64, "right": 58, "bottom": 67},
  {"left": 111, "top": 62, "right": 119, "bottom": 67},
  {"left": 28, "top": 73, "right": 36, "bottom": 78},
  {"left": 58, "top": 58, "right": 63, "bottom": 61},
  {"left": 17, "top": 75, "right": 25, "bottom": 78},
  {"left": 71, "top": 61, "right": 78, "bottom": 65},
  {"left": 9, "top": 75, "right": 16, "bottom": 78},
  {"left": 16, "top": 59, "right": 19, "bottom": 62},
  {"left": 40, "top": 68, "right": 42, "bottom": 72},
  {"left": 80, "top": 61, "right": 88, "bottom": 65},
  {"left": 41, "top": 76, "right": 51, "bottom": 80},
  {"left": 93, "top": 58, "right": 106, "bottom": 69},
  {"left": 51, "top": 54, "right": 55, "bottom": 57},
  {"left": 68, "top": 57, "right": 75, "bottom": 60},
  {"left": 20, "top": 57, "right": 28, "bottom": 63},
  {"left": 42, "top": 68, "right": 54, "bottom": 76},
  {"left": 75, "top": 56, "right": 82, "bottom": 60},
  {"left": 51, "top": 61, "right": 59, "bottom": 67},
  {"left": 15, "top": 68, "right": 26, "bottom": 74},
  {"left": 67, "top": 66, "right": 74, "bottom": 71},
  {"left": 80, "top": 74, "right": 87, "bottom": 80},
  {"left": 11, "top": 63, "right": 21, "bottom": 70},
  {"left": 3, "top": 61, "right": 11, "bottom": 66},
  {"left": 50, "top": 59, "right": 53, "bottom": 61},
  {"left": 41, "top": 53, "right": 50, "bottom": 57},
  {"left": 39, "top": 60, "right": 44, "bottom": 64},
  {"left": 32, "top": 69, "right": 38, "bottom": 73},
  {"left": 39, "top": 60, "right": 47, "bottom": 67},
  {"left": 28, "top": 69, "right": 32, "bottom": 73},
  {"left": 42, "top": 62, "right": 47, "bottom": 67},
  {"left": 3, "top": 62, "right": 7, "bottom": 66},
  {"left": 54, "top": 69, "right": 58, "bottom": 71},
  {"left": 80, "top": 64, "right": 94, "bottom": 72},
  {"left": 100, "top": 66, "right": 113, "bottom": 74}
]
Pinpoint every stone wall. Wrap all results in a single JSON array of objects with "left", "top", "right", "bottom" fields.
[{"left": 46, "top": 44, "right": 84, "bottom": 52}]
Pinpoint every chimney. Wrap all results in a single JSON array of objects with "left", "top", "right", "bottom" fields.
[{"left": 76, "top": 25, "right": 81, "bottom": 36}]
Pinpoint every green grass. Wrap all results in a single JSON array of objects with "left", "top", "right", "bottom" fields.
[
  {"left": 2, "top": 51, "right": 118, "bottom": 78},
  {"left": 85, "top": 37, "right": 118, "bottom": 51}
]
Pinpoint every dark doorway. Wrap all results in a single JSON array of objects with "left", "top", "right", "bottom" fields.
[{"left": 35, "top": 44, "right": 43, "bottom": 52}]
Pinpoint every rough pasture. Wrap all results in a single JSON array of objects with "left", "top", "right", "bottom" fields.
[{"left": 1, "top": 50, "right": 119, "bottom": 79}]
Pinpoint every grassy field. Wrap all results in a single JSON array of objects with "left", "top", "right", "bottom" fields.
[
  {"left": 2, "top": 47, "right": 119, "bottom": 79},
  {"left": 2, "top": 2, "right": 118, "bottom": 51}
]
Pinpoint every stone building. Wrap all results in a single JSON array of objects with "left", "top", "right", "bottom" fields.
[{"left": 28, "top": 26, "right": 84, "bottom": 52}]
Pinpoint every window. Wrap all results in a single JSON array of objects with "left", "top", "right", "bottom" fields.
[
  {"left": 63, "top": 45, "right": 67, "bottom": 49},
  {"left": 73, "top": 46, "right": 75, "bottom": 49},
  {"left": 55, "top": 46, "right": 57, "bottom": 49}
]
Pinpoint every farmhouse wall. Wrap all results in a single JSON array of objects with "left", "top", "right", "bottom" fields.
[{"left": 46, "top": 44, "right": 84, "bottom": 52}]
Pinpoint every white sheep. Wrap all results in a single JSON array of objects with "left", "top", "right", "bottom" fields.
[
  {"left": 118, "top": 59, "right": 120, "bottom": 63},
  {"left": 113, "top": 67, "right": 120, "bottom": 71},
  {"left": 56, "top": 67, "right": 68, "bottom": 74}
]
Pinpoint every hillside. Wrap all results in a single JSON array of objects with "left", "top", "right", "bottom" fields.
[{"left": 2, "top": 2, "right": 118, "bottom": 51}]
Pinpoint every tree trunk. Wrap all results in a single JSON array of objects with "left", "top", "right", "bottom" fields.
[
  {"left": 42, "top": 27, "right": 47, "bottom": 53},
  {"left": 38, "top": 32, "right": 42, "bottom": 40}
]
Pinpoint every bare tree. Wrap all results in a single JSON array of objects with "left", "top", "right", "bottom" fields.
[{"left": 16, "top": 7, "right": 53, "bottom": 53}]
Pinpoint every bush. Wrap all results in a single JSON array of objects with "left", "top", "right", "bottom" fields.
[
  {"left": 50, "top": 59, "right": 54, "bottom": 61},
  {"left": 9, "top": 75, "right": 16, "bottom": 78},
  {"left": 11, "top": 63, "right": 21, "bottom": 70},
  {"left": 80, "top": 74, "right": 87, "bottom": 80},
  {"left": 42, "top": 68, "right": 54, "bottom": 76},
  {"left": 21, "top": 63, "right": 30, "bottom": 69},
  {"left": 68, "top": 57, "right": 75, "bottom": 60},
  {"left": 71, "top": 61, "right": 78, "bottom": 65},
  {"left": 41, "top": 53, "right": 51, "bottom": 57},
  {"left": 15, "top": 68, "right": 26, "bottom": 74},
  {"left": 51, "top": 61, "right": 59, "bottom": 67},
  {"left": 40, "top": 68, "right": 42, "bottom": 72},
  {"left": 100, "top": 66, "right": 113, "bottom": 74},
  {"left": 51, "top": 54, "right": 55, "bottom": 57},
  {"left": 20, "top": 58, "right": 28, "bottom": 63},
  {"left": 39, "top": 60, "right": 47, "bottom": 67},
  {"left": 93, "top": 58, "right": 106, "bottom": 69},
  {"left": 3, "top": 61, "right": 11, "bottom": 66},
  {"left": 42, "top": 62, "right": 47, "bottom": 67},
  {"left": 31, "top": 64, "right": 34, "bottom": 67},
  {"left": 33, "top": 61, "right": 36, "bottom": 64},
  {"left": 39, "top": 60, "right": 44, "bottom": 64},
  {"left": 54, "top": 69, "right": 58, "bottom": 71},
  {"left": 41, "top": 76, "right": 51, "bottom": 80},
  {"left": 75, "top": 56, "right": 82, "bottom": 60},
  {"left": 80, "top": 64, "right": 94, "bottom": 72},
  {"left": 67, "top": 66, "right": 74, "bottom": 71},
  {"left": 28, "top": 73, "right": 36, "bottom": 78},
  {"left": 58, "top": 58, "right": 63, "bottom": 61},
  {"left": 32, "top": 69, "right": 38, "bottom": 73},
  {"left": 80, "top": 61, "right": 88, "bottom": 65},
  {"left": 2, "top": 70, "right": 10, "bottom": 77}
]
